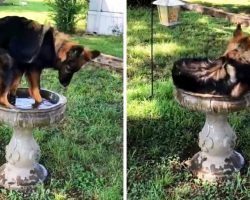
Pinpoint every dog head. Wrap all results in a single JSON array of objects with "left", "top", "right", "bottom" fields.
[
  {"left": 224, "top": 24, "right": 250, "bottom": 64},
  {"left": 58, "top": 45, "right": 100, "bottom": 87}
]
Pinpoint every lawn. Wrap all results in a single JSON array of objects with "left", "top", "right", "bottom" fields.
[
  {"left": 127, "top": 7, "right": 250, "bottom": 199},
  {"left": 0, "top": 0, "right": 50, "bottom": 23},
  {"left": 0, "top": 0, "right": 123, "bottom": 199},
  {"left": 185, "top": 0, "right": 250, "bottom": 15},
  {"left": 0, "top": 0, "right": 123, "bottom": 58},
  {"left": 0, "top": 68, "right": 123, "bottom": 200}
]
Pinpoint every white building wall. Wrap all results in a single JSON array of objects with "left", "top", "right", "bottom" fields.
[{"left": 86, "top": 0, "right": 123, "bottom": 35}]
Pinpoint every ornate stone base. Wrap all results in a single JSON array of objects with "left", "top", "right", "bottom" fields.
[
  {"left": 189, "top": 113, "right": 245, "bottom": 181},
  {"left": 175, "top": 89, "right": 249, "bottom": 181},
  {"left": 0, "top": 127, "right": 47, "bottom": 190},
  {"left": 0, "top": 163, "right": 47, "bottom": 190},
  {"left": 0, "top": 88, "right": 66, "bottom": 190},
  {"left": 190, "top": 151, "right": 244, "bottom": 181}
]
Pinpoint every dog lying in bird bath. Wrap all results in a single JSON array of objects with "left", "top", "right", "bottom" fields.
[
  {"left": 172, "top": 24, "right": 250, "bottom": 97},
  {"left": 172, "top": 24, "right": 250, "bottom": 181}
]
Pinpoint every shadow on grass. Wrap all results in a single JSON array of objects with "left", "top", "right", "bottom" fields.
[
  {"left": 128, "top": 80, "right": 250, "bottom": 199},
  {"left": 128, "top": 9, "right": 239, "bottom": 79},
  {"left": 128, "top": 8, "right": 250, "bottom": 199}
]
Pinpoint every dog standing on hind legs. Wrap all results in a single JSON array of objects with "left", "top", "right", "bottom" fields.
[{"left": 0, "top": 16, "right": 100, "bottom": 108}]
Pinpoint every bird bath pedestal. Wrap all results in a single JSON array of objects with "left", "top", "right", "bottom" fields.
[
  {"left": 0, "top": 88, "right": 66, "bottom": 190},
  {"left": 175, "top": 88, "right": 248, "bottom": 181}
]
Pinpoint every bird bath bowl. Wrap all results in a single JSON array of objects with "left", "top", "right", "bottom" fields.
[
  {"left": 175, "top": 88, "right": 249, "bottom": 181},
  {"left": 0, "top": 88, "right": 66, "bottom": 190}
]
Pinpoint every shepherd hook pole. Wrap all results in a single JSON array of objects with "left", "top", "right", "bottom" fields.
[{"left": 150, "top": 2, "right": 154, "bottom": 98}]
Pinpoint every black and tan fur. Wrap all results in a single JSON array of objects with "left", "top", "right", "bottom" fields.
[
  {"left": 0, "top": 16, "right": 100, "bottom": 108},
  {"left": 172, "top": 24, "right": 250, "bottom": 98}
]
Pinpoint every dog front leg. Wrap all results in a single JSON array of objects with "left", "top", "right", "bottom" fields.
[
  {"left": 9, "top": 70, "right": 24, "bottom": 105},
  {"left": 26, "top": 70, "right": 42, "bottom": 107},
  {"left": 0, "top": 85, "right": 14, "bottom": 109},
  {"left": 231, "top": 82, "right": 249, "bottom": 98}
]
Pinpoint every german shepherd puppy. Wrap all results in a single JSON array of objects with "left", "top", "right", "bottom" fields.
[
  {"left": 172, "top": 24, "right": 250, "bottom": 98},
  {"left": 0, "top": 16, "right": 100, "bottom": 108}
]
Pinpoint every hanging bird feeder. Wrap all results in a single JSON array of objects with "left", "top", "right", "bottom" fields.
[{"left": 153, "top": 0, "right": 185, "bottom": 26}]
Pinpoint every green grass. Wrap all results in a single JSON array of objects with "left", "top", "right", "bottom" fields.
[
  {"left": 0, "top": 66, "right": 122, "bottom": 200},
  {"left": 0, "top": 0, "right": 123, "bottom": 199},
  {"left": 0, "top": 0, "right": 123, "bottom": 58},
  {"left": 128, "top": 7, "right": 250, "bottom": 199},
  {"left": 0, "top": 0, "right": 50, "bottom": 22},
  {"left": 186, "top": 0, "right": 250, "bottom": 15},
  {"left": 74, "top": 35, "right": 123, "bottom": 58}
]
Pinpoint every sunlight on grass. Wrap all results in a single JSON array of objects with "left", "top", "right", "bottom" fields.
[
  {"left": 130, "top": 45, "right": 150, "bottom": 57},
  {"left": 128, "top": 7, "right": 250, "bottom": 199},
  {"left": 128, "top": 21, "right": 149, "bottom": 32},
  {"left": 154, "top": 43, "right": 186, "bottom": 56},
  {"left": 0, "top": 12, "right": 50, "bottom": 22},
  {"left": 129, "top": 42, "right": 185, "bottom": 59},
  {"left": 186, "top": 0, "right": 250, "bottom": 6},
  {"left": 128, "top": 83, "right": 150, "bottom": 100},
  {"left": 186, "top": 0, "right": 250, "bottom": 15},
  {"left": 0, "top": 0, "right": 50, "bottom": 23},
  {"left": 74, "top": 35, "right": 123, "bottom": 58},
  {"left": 128, "top": 99, "right": 161, "bottom": 119},
  {"left": 196, "top": 16, "right": 211, "bottom": 24},
  {"left": 0, "top": 0, "right": 123, "bottom": 57}
]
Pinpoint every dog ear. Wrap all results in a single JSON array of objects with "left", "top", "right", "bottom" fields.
[
  {"left": 90, "top": 50, "right": 101, "bottom": 59},
  {"left": 234, "top": 24, "right": 242, "bottom": 37},
  {"left": 68, "top": 46, "right": 84, "bottom": 60},
  {"left": 238, "top": 37, "right": 250, "bottom": 50},
  {"left": 84, "top": 49, "right": 100, "bottom": 61}
]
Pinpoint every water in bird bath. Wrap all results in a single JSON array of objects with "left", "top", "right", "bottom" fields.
[{"left": 15, "top": 97, "right": 55, "bottom": 109}]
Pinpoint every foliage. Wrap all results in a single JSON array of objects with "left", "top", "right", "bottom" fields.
[
  {"left": 128, "top": 0, "right": 152, "bottom": 7},
  {"left": 47, "top": 0, "right": 88, "bottom": 33},
  {"left": 127, "top": 7, "right": 250, "bottom": 199}
]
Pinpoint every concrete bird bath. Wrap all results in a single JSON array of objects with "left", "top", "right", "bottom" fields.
[
  {"left": 175, "top": 88, "right": 248, "bottom": 181},
  {"left": 0, "top": 88, "right": 66, "bottom": 190}
]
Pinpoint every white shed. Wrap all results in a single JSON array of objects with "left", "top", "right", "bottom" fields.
[{"left": 86, "top": 0, "right": 123, "bottom": 35}]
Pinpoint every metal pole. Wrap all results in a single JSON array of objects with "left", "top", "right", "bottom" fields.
[{"left": 150, "top": 2, "right": 154, "bottom": 98}]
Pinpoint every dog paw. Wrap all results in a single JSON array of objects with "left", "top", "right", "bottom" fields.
[
  {"left": 0, "top": 100, "right": 15, "bottom": 109},
  {"left": 4, "top": 103, "right": 15, "bottom": 109},
  {"left": 8, "top": 95, "right": 16, "bottom": 106},
  {"left": 231, "top": 83, "right": 248, "bottom": 98},
  {"left": 226, "top": 64, "right": 237, "bottom": 83},
  {"left": 32, "top": 101, "right": 42, "bottom": 109}
]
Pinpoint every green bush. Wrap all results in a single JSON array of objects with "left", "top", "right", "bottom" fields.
[
  {"left": 47, "top": 0, "right": 88, "bottom": 33},
  {"left": 128, "top": 0, "right": 151, "bottom": 7}
]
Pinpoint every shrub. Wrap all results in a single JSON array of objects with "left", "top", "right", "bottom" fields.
[
  {"left": 47, "top": 0, "right": 88, "bottom": 33},
  {"left": 128, "top": 0, "right": 151, "bottom": 7}
]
